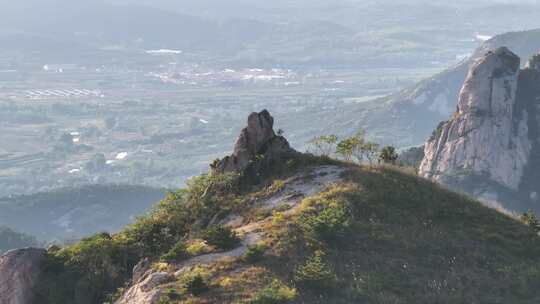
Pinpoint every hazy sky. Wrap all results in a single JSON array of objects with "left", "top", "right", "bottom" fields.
[{"left": 2, "top": 0, "right": 540, "bottom": 48}]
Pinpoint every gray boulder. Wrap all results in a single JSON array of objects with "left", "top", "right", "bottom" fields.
[{"left": 0, "top": 248, "right": 46, "bottom": 304}]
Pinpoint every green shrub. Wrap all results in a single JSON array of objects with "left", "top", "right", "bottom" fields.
[
  {"left": 122, "top": 190, "right": 191, "bottom": 258},
  {"left": 202, "top": 226, "right": 240, "bottom": 250},
  {"left": 184, "top": 274, "right": 209, "bottom": 296},
  {"left": 294, "top": 250, "right": 336, "bottom": 289},
  {"left": 274, "top": 203, "right": 292, "bottom": 212},
  {"left": 308, "top": 134, "right": 339, "bottom": 157},
  {"left": 156, "top": 288, "right": 180, "bottom": 304},
  {"left": 166, "top": 288, "right": 181, "bottom": 300},
  {"left": 269, "top": 180, "right": 286, "bottom": 194},
  {"left": 33, "top": 170, "right": 242, "bottom": 303},
  {"left": 124, "top": 219, "right": 178, "bottom": 257},
  {"left": 521, "top": 210, "right": 540, "bottom": 233},
  {"left": 186, "top": 241, "right": 212, "bottom": 256},
  {"left": 251, "top": 279, "right": 297, "bottom": 304},
  {"left": 379, "top": 146, "right": 399, "bottom": 164},
  {"left": 255, "top": 209, "right": 273, "bottom": 221},
  {"left": 336, "top": 137, "right": 357, "bottom": 161},
  {"left": 36, "top": 233, "right": 137, "bottom": 304},
  {"left": 298, "top": 200, "right": 351, "bottom": 243},
  {"left": 160, "top": 242, "right": 189, "bottom": 263},
  {"left": 187, "top": 172, "right": 240, "bottom": 199},
  {"left": 242, "top": 244, "right": 267, "bottom": 263}
]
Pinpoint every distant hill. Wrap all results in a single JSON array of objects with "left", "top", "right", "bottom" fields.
[
  {"left": 0, "top": 184, "right": 165, "bottom": 242},
  {"left": 0, "top": 0, "right": 508, "bottom": 69},
  {"left": 0, "top": 226, "right": 38, "bottom": 253}
]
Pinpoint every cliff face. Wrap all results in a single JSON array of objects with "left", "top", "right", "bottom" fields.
[
  {"left": 0, "top": 248, "right": 46, "bottom": 304},
  {"left": 335, "top": 29, "right": 540, "bottom": 148},
  {"left": 420, "top": 47, "right": 540, "bottom": 209}
]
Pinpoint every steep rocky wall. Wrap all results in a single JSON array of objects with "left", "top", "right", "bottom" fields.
[
  {"left": 0, "top": 248, "right": 46, "bottom": 304},
  {"left": 515, "top": 55, "right": 540, "bottom": 201},
  {"left": 420, "top": 47, "right": 530, "bottom": 190},
  {"left": 419, "top": 48, "right": 540, "bottom": 212},
  {"left": 371, "top": 29, "right": 540, "bottom": 147}
]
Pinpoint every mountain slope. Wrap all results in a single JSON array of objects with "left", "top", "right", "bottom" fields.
[
  {"left": 11, "top": 111, "right": 540, "bottom": 304},
  {"left": 33, "top": 159, "right": 540, "bottom": 304}
]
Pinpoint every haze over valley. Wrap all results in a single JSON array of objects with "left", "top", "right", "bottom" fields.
[
  {"left": 3, "top": 0, "right": 540, "bottom": 198},
  {"left": 5, "top": 1, "right": 540, "bottom": 304}
]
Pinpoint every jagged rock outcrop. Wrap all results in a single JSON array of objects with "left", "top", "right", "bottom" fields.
[
  {"left": 420, "top": 47, "right": 528, "bottom": 189},
  {"left": 132, "top": 258, "right": 151, "bottom": 283},
  {"left": 211, "top": 110, "right": 295, "bottom": 174},
  {"left": 0, "top": 248, "right": 46, "bottom": 304},
  {"left": 420, "top": 47, "right": 540, "bottom": 209},
  {"left": 115, "top": 270, "right": 173, "bottom": 304}
]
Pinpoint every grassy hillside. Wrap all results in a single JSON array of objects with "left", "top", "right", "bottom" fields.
[{"left": 34, "top": 154, "right": 540, "bottom": 303}]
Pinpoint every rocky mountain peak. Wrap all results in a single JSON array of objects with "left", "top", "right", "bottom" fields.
[
  {"left": 419, "top": 47, "right": 530, "bottom": 192},
  {"left": 456, "top": 47, "right": 520, "bottom": 116},
  {"left": 211, "top": 110, "right": 295, "bottom": 174},
  {"left": 237, "top": 110, "right": 276, "bottom": 152},
  {"left": 0, "top": 248, "right": 46, "bottom": 304}
]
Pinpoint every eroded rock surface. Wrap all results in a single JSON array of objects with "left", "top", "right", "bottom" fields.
[
  {"left": 420, "top": 47, "right": 530, "bottom": 190},
  {"left": 115, "top": 270, "right": 173, "bottom": 304},
  {"left": 0, "top": 248, "right": 46, "bottom": 304},
  {"left": 420, "top": 48, "right": 540, "bottom": 211},
  {"left": 212, "top": 110, "right": 295, "bottom": 173}
]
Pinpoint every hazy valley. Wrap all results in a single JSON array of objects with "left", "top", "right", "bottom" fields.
[
  {"left": 4, "top": 0, "right": 540, "bottom": 198},
  {"left": 3, "top": 1, "right": 540, "bottom": 303}
]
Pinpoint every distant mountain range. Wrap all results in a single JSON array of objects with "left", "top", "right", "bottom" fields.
[
  {"left": 5, "top": 0, "right": 540, "bottom": 69},
  {"left": 0, "top": 184, "right": 165, "bottom": 243},
  {"left": 0, "top": 226, "right": 37, "bottom": 253}
]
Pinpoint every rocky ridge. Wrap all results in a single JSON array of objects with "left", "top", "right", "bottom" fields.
[
  {"left": 115, "top": 109, "right": 343, "bottom": 303},
  {"left": 115, "top": 165, "right": 345, "bottom": 304},
  {"left": 420, "top": 47, "right": 540, "bottom": 210}
]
